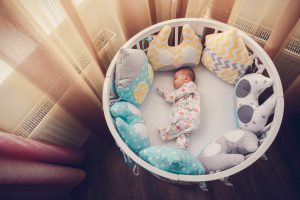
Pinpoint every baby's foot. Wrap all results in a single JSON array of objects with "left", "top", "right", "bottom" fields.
[{"left": 176, "top": 134, "right": 189, "bottom": 150}]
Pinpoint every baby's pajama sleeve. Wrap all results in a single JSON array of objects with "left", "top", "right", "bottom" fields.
[{"left": 156, "top": 88, "right": 176, "bottom": 103}]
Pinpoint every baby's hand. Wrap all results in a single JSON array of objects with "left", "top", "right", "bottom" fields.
[
  {"left": 157, "top": 88, "right": 175, "bottom": 103},
  {"left": 156, "top": 87, "right": 166, "bottom": 97}
]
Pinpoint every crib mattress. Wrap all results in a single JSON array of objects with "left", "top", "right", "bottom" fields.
[{"left": 141, "top": 65, "right": 237, "bottom": 157}]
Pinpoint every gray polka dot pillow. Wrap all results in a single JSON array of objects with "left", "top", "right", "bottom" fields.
[
  {"left": 234, "top": 73, "right": 276, "bottom": 134},
  {"left": 115, "top": 48, "right": 154, "bottom": 107},
  {"left": 198, "top": 129, "right": 258, "bottom": 173}
]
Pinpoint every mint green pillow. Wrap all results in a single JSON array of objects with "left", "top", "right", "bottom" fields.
[
  {"left": 139, "top": 146, "right": 206, "bottom": 175},
  {"left": 110, "top": 101, "right": 150, "bottom": 154},
  {"left": 115, "top": 118, "right": 150, "bottom": 154}
]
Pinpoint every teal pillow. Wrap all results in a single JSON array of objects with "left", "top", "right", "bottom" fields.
[
  {"left": 115, "top": 48, "right": 154, "bottom": 108},
  {"left": 110, "top": 101, "right": 150, "bottom": 154},
  {"left": 139, "top": 146, "right": 206, "bottom": 175},
  {"left": 110, "top": 101, "right": 143, "bottom": 125}
]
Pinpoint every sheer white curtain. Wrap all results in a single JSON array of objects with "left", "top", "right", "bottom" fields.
[{"left": 0, "top": 0, "right": 111, "bottom": 147}]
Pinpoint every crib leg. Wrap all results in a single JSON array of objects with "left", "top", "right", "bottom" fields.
[
  {"left": 220, "top": 177, "right": 234, "bottom": 187},
  {"left": 199, "top": 182, "right": 208, "bottom": 191},
  {"left": 261, "top": 153, "right": 269, "bottom": 161}
]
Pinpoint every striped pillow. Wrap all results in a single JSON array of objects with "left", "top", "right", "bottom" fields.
[{"left": 201, "top": 29, "right": 252, "bottom": 84}]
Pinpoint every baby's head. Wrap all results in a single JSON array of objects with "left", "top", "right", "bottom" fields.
[{"left": 173, "top": 67, "right": 195, "bottom": 89}]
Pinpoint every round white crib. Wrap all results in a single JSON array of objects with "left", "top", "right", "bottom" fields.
[{"left": 102, "top": 18, "right": 284, "bottom": 184}]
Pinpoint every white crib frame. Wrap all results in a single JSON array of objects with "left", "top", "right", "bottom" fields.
[{"left": 102, "top": 18, "right": 284, "bottom": 183}]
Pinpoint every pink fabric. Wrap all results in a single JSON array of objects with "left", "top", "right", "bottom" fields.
[
  {"left": 0, "top": 156, "right": 86, "bottom": 187},
  {"left": 0, "top": 131, "right": 84, "bottom": 165},
  {"left": 0, "top": 132, "right": 86, "bottom": 191}
]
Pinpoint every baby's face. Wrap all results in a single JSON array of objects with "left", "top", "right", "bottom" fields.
[{"left": 173, "top": 70, "right": 192, "bottom": 89}]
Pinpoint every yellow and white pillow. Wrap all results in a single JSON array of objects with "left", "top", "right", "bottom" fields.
[
  {"left": 147, "top": 24, "right": 202, "bottom": 71},
  {"left": 201, "top": 29, "right": 252, "bottom": 84}
]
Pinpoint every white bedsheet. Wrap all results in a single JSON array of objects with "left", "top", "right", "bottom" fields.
[{"left": 141, "top": 65, "right": 237, "bottom": 157}]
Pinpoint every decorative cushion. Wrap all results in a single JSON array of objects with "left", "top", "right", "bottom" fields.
[
  {"left": 198, "top": 129, "right": 258, "bottom": 173},
  {"left": 201, "top": 29, "right": 252, "bottom": 84},
  {"left": 139, "top": 145, "right": 206, "bottom": 175},
  {"left": 147, "top": 24, "right": 202, "bottom": 71},
  {"left": 115, "top": 48, "right": 154, "bottom": 107},
  {"left": 110, "top": 101, "right": 150, "bottom": 154},
  {"left": 235, "top": 73, "right": 276, "bottom": 133}
]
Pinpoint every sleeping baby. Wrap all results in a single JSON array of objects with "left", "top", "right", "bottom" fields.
[{"left": 157, "top": 67, "right": 201, "bottom": 149}]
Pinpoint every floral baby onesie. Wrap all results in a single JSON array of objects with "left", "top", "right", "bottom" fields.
[{"left": 157, "top": 81, "right": 201, "bottom": 149}]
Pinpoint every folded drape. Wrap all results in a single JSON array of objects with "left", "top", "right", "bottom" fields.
[
  {"left": 0, "top": 157, "right": 85, "bottom": 186},
  {"left": 0, "top": 132, "right": 86, "bottom": 199},
  {"left": 0, "top": 131, "right": 84, "bottom": 165}
]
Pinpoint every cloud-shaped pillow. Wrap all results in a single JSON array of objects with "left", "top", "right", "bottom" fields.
[
  {"left": 115, "top": 48, "right": 154, "bottom": 107},
  {"left": 235, "top": 73, "right": 276, "bottom": 133},
  {"left": 198, "top": 129, "right": 258, "bottom": 173},
  {"left": 110, "top": 101, "right": 150, "bottom": 154}
]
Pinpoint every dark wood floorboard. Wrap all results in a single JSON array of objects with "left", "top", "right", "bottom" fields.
[{"left": 71, "top": 54, "right": 300, "bottom": 200}]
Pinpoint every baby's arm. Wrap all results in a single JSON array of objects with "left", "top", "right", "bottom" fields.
[
  {"left": 157, "top": 88, "right": 176, "bottom": 103},
  {"left": 157, "top": 83, "right": 197, "bottom": 103}
]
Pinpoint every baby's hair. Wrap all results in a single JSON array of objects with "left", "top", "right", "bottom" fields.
[{"left": 175, "top": 67, "right": 195, "bottom": 81}]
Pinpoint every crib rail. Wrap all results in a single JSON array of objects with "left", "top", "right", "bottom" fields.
[{"left": 103, "top": 18, "right": 284, "bottom": 183}]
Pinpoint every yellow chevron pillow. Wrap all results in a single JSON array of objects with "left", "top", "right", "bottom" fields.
[
  {"left": 201, "top": 29, "right": 252, "bottom": 84},
  {"left": 147, "top": 24, "right": 202, "bottom": 71}
]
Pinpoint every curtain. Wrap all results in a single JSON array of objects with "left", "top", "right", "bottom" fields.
[{"left": 0, "top": 0, "right": 113, "bottom": 148}]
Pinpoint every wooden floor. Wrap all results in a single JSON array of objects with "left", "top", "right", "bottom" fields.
[{"left": 71, "top": 54, "right": 300, "bottom": 200}]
